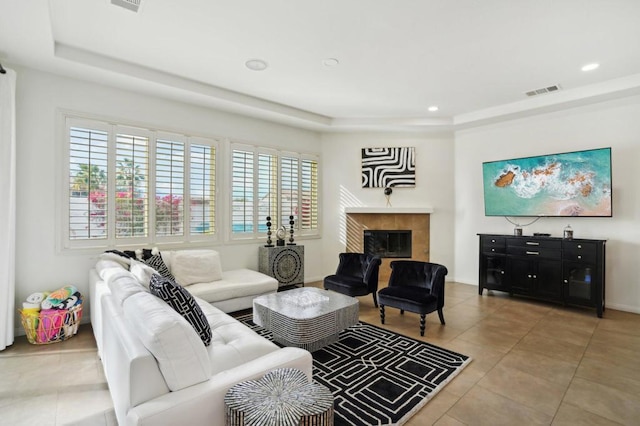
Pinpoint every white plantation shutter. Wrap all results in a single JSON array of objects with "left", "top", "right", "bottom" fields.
[
  {"left": 231, "top": 149, "right": 254, "bottom": 233},
  {"left": 230, "top": 143, "right": 320, "bottom": 239},
  {"left": 155, "top": 139, "right": 185, "bottom": 237},
  {"left": 280, "top": 156, "right": 299, "bottom": 227},
  {"left": 65, "top": 116, "right": 219, "bottom": 249},
  {"left": 64, "top": 114, "right": 318, "bottom": 249},
  {"left": 190, "top": 142, "right": 216, "bottom": 235},
  {"left": 115, "top": 132, "right": 149, "bottom": 238},
  {"left": 258, "top": 153, "right": 278, "bottom": 232},
  {"left": 301, "top": 158, "right": 318, "bottom": 231},
  {"left": 68, "top": 126, "right": 109, "bottom": 240}
]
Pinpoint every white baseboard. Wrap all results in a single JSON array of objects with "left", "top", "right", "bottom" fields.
[{"left": 603, "top": 303, "right": 640, "bottom": 315}]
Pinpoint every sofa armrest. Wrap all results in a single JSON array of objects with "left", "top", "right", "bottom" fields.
[{"left": 126, "top": 347, "right": 312, "bottom": 426}]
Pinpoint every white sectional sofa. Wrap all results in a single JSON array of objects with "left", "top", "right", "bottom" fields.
[
  {"left": 89, "top": 249, "right": 312, "bottom": 425},
  {"left": 90, "top": 248, "right": 279, "bottom": 357}
]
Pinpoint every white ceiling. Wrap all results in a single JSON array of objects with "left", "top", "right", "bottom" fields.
[{"left": 2, "top": 0, "right": 640, "bottom": 131}]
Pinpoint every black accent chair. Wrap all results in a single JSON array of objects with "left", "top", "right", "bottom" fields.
[
  {"left": 324, "top": 253, "right": 382, "bottom": 307},
  {"left": 377, "top": 261, "right": 448, "bottom": 336}
]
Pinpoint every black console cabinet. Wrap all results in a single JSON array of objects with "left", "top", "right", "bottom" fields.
[{"left": 478, "top": 234, "right": 606, "bottom": 317}]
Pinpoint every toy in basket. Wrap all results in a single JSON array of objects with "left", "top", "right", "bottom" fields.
[{"left": 19, "top": 285, "right": 83, "bottom": 345}]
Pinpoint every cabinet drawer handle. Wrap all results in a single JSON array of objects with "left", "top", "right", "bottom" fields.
[
  {"left": 578, "top": 255, "right": 582, "bottom": 259},
  {"left": 578, "top": 245, "right": 582, "bottom": 249},
  {"left": 501, "top": 271, "right": 505, "bottom": 274},
  {"left": 526, "top": 242, "right": 540, "bottom": 246},
  {"left": 564, "top": 279, "right": 568, "bottom": 283},
  {"left": 491, "top": 239, "right": 496, "bottom": 243},
  {"left": 526, "top": 251, "right": 539, "bottom": 255},
  {"left": 491, "top": 248, "right": 495, "bottom": 252}
]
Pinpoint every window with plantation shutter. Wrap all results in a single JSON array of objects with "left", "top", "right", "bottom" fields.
[
  {"left": 115, "top": 132, "right": 149, "bottom": 238},
  {"left": 64, "top": 114, "right": 317, "bottom": 249},
  {"left": 230, "top": 143, "right": 320, "bottom": 240},
  {"left": 155, "top": 139, "right": 184, "bottom": 237},
  {"left": 280, "top": 156, "right": 299, "bottom": 227},
  {"left": 69, "top": 126, "right": 108, "bottom": 240},
  {"left": 258, "top": 153, "right": 278, "bottom": 232},
  {"left": 64, "top": 115, "right": 219, "bottom": 249},
  {"left": 301, "top": 158, "right": 318, "bottom": 231},
  {"left": 231, "top": 149, "right": 254, "bottom": 233},
  {"left": 190, "top": 143, "right": 216, "bottom": 235}
]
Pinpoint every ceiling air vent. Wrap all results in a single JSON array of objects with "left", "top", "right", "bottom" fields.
[
  {"left": 525, "top": 84, "right": 561, "bottom": 97},
  {"left": 111, "top": 0, "right": 141, "bottom": 12}
]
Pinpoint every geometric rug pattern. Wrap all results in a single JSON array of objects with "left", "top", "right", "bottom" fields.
[{"left": 237, "top": 314, "right": 471, "bottom": 426}]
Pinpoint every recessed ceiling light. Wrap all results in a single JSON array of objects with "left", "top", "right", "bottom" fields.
[
  {"left": 245, "top": 59, "right": 268, "bottom": 71},
  {"left": 581, "top": 63, "right": 600, "bottom": 72},
  {"left": 322, "top": 58, "right": 339, "bottom": 67},
  {"left": 428, "top": 106, "right": 439, "bottom": 112}
]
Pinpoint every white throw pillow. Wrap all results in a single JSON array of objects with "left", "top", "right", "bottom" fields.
[
  {"left": 172, "top": 250, "right": 223, "bottom": 286},
  {"left": 130, "top": 259, "right": 158, "bottom": 289},
  {"left": 123, "top": 292, "right": 211, "bottom": 391},
  {"left": 161, "top": 250, "right": 173, "bottom": 271}
]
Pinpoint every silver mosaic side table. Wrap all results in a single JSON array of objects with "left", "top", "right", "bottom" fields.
[{"left": 225, "top": 368, "right": 334, "bottom": 426}]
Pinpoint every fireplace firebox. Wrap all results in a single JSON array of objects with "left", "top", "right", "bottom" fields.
[{"left": 364, "top": 230, "right": 412, "bottom": 258}]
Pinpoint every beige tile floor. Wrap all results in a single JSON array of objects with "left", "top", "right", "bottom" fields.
[{"left": 2, "top": 281, "right": 639, "bottom": 425}]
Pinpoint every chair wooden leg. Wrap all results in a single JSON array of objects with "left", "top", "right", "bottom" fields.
[
  {"left": 400, "top": 309, "right": 404, "bottom": 315},
  {"left": 380, "top": 305, "right": 385, "bottom": 324},
  {"left": 372, "top": 293, "right": 378, "bottom": 308},
  {"left": 420, "top": 314, "right": 426, "bottom": 336},
  {"left": 437, "top": 308, "right": 445, "bottom": 325}
]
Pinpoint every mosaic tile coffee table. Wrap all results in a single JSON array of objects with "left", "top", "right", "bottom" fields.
[{"left": 253, "top": 287, "right": 359, "bottom": 352}]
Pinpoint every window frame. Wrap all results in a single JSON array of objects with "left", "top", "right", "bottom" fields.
[
  {"left": 229, "top": 142, "right": 320, "bottom": 242},
  {"left": 61, "top": 114, "right": 220, "bottom": 251}
]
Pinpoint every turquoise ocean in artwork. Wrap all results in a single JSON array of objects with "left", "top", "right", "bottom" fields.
[{"left": 483, "top": 148, "right": 612, "bottom": 217}]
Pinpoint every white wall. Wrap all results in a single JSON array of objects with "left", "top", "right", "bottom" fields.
[
  {"left": 320, "top": 132, "right": 456, "bottom": 278},
  {"left": 454, "top": 95, "right": 640, "bottom": 313},
  {"left": 14, "top": 64, "right": 640, "bottom": 335},
  {"left": 13, "top": 67, "right": 322, "bottom": 331}
]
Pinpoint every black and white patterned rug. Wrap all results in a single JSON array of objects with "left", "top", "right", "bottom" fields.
[{"left": 236, "top": 314, "right": 471, "bottom": 426}]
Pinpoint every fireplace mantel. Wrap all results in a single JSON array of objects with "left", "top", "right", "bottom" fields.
[
  {"left": 344, "top": 207, "right": 433, "bottom": 214},
  {"left": 344, "top": 208, "right": 431, "bottom": 282}
]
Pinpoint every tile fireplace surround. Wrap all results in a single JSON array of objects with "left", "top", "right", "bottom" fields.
[{"left": 345, "top": 207, "right": 432, "bottom": 283}]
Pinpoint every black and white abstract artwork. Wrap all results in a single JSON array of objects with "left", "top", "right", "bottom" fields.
[{"left": 362, "top": 147, "right": 415, "bottom": 188}]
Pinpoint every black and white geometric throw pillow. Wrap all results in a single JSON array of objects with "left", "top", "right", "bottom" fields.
[
  {"left": 149, "top": 274, "right": 212, "bottom": 346},
  {"left": 145, "top": 253, "right": 175, "bottom": 281}
]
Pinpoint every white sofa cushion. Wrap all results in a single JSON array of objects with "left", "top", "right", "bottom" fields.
[
  {"left": 192, "top": 296, "right": 280, "bottom": 374},
  {"left": 123, "top": 292, "right": 211, "bottom": 391},
  {"left": 149, "top": 274, "right": 213, "bottom": 346},
  {"left": 107, "top": 270, "right": 146, "bottom": 305},
  {"left": 185, "top": 269, "right": 277, "bottom": 303},
  {"left": 206, "top": 322, "right": 280, "bottom": 374},
  {"left": 172, "top": 250, "right": 223, "bottom": 286}
]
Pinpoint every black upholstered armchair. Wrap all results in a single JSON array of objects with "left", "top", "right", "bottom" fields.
[
  {"left": 377, "top": 261, "right": 448, "bottom": 336},
  {"left": 324, "top": 253, "right": 382, "bottom": 307}
]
